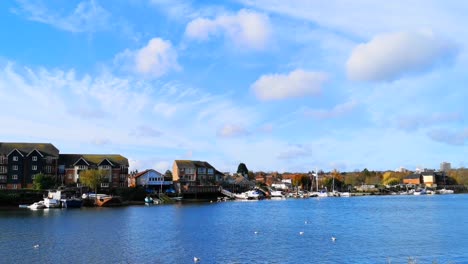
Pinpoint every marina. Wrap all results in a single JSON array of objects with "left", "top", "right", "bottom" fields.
[{"left": 2, "top": 194, "right": 468, "bottom": 263}]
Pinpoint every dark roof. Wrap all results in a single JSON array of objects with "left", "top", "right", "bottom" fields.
[
  {"left": 405, "top": 173, "right": 421, "bottom": 179},
  {"left": 174, "top": 160, "right": 223, "bottom": 174},
  {"left": 59, "top": 154, "right": 129, "bottom": 167},
  {"left": 0, "top": 142, "right": 59, "bottom": 157}
]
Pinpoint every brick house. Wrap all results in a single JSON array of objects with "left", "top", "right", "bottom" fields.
[
  {"left": 58, "top": 154, "right": 129, "bottom": 189},
  {"left": 172, "top": 160, "right": 223, "bottom": 185},
  {"left": 403, "top": 173, "right": 422, "bottom": 185},
  {"left": 0, "top": 142, "right": 59, "bottom": 189}
]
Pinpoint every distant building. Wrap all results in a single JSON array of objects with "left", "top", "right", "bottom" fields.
[
  {"left": 403, "top": 174, "right": 422, "bottom": 185},
  {"left": 58, "top": 154, "right": 129, "bottom": 189},
  {"left": 0, "top": 142, "right": 59, "bottom": 189},
  {"left": 440, "top": 162, "right": 451, "bottom": 172},
  {"left": 421, "top": 171, "right": 436, "bottom": 187}
]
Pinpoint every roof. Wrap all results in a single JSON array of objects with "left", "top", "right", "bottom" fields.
[
  {"left": 59, "top": 154, "right": 129, "bottom": 167},
  {"left": 132, "top": 169, "right": 163, "bottom": 179},
  {"left": 405, "top": 174, "right": 421, "bottom": 179},
  {"left": 0, "top": 142, "right": 59, "bottom": 157},
  {"left": 174, "top": 160, "right": 223, "bottom": 174}
]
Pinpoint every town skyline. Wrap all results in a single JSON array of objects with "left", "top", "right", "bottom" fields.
[{"left": 0, "top": 1, "right": 466, "bottom": 173}]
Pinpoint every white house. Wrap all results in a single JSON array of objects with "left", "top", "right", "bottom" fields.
[{"left": 132, "top": 169, "right": 172, "bottom": 191}]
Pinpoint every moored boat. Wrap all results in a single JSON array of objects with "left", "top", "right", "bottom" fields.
[
  {"left": 28, "top": 201, "right": 46, "bottom": 210},
  {"left": 95, "top": 195, "right": 122, "bottom": 207},
  {"left": 437, "top": 188, "right": 454, "bottom": 194},
  {"left": 61, "top": 198, "right": 83, "bottom": 208}
]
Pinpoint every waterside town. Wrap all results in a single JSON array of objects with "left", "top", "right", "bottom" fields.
[{"left": 0, "top": 142, "right": 466, "bottom": 208}]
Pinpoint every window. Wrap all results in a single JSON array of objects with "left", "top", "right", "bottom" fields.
[
  {"left": 12, "top": 175, "right": 18, "bottom": 180},
  {"left": 13, "top": 156, "right": 18, "bottom": 161},
  {"left": 197, "top": 168, "right": 206, "bottom": 174},
  {"left": 0, "top": 166, "right": 6, "bottom": 174},
  {"left": 78, "top": 165, "right": 87, "bottom": 170},
  {"left": 13, "top": 184, "right": 17, "bottom": 189},
  {"left": 119, "top": 182, "right": 126, "bottom": 187},
  {"left": 0, "top": 175, "right": 6, "bottom": 180},
  {"left": 207, "top": 168, "right": 214, "bottom": 175},
  {"left": 45, "top": 166, "right": 52, "bottom": 173},
  {"left": 100, "top": 165, "right": 111, "bottom": 170},
  {"left": 0, "top": 184, "right": 5, "bottom": 189},
  {"left": 32, "top": 156, "right": 37, "bottom": 161},
  {"left": 12, "top": 165, "right": 18, "bottom": 171},
  {"left": 101, "top": 183, "right": 109, "bottom": 188},
  {"left": 120, "top": 174, "right": 126, "bottom": 181},
  {"left": 32, "top": 165, "right": 37, "bottom": 171}
]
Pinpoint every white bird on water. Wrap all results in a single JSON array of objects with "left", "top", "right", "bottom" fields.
[
  {"left": 299, "top": 231, "right": 304, "bottom": 235},
  {"left": 33, "top": 244, "right": 39, "bottom": 249},
  {"left": 331, "top": 236, "right": 336, "bottom": 242},
  {"left": 194, "top": 257, "right": 200, "bottom": 262}
]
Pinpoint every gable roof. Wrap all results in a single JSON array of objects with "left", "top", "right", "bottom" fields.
[
  {"left": 0, "top": 142, "right": 59, "bottom": 157},
  {"left": 405, "top": 173, "right": 421, "bottom": 179},
  {"left": 59, "top": 154, "right": 129, "bottom": 167},
  {"left": 174, "top": 160, "right": 223, "bottom": 175},
  {"left": 132, "top": 169, "right": 163, "bottom": 179}
]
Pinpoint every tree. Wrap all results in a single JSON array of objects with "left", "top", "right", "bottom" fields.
[
  {"left": 247, "top": 171, "right": 255, "bottom": 181},
  {"left": 32, "top": 173, "right": 55, "bottom": 190},
  {"left": 80, "top": 170, "right": 105, "bottom": 196},
  {"left": 164, "top": 170, "right": 173, "bottom": 181},
  {"left": 237, "top": 163, "right": 249, "bottom": 176}
]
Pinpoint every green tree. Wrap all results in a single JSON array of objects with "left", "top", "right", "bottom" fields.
[
  {"left": 164, "top": 170, "right": 173, "bottom": 181},
  {"left": 32, "top": 173, "right": 55, "bottom": 190},
  {"left": 237, "top": 163, "right": 249, "bottom": 176},
  {"left": 80, "top": 170, "right": 105, "bottom": 196},
  {"left": 247, "top": 170, "right": 255, "bottom": 181}
]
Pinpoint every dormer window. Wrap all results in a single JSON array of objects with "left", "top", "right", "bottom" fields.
[
  {"left": 13, "top": 156, "right": 18, "bottom": 161},
  {"left": 32, "top": 156, "right": 37, "bottom": 162}
]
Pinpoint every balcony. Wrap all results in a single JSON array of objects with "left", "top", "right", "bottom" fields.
[{"left": 101, "top": 183, "right": 110, "bottom": 188}]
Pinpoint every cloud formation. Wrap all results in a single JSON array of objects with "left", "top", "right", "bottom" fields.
[
  {"left": 427, "top": 128, "right": 468, "bottom": 146},
  {"left": 304, "top": 100, "right": 357, "bottom": 119},
  {"left": 346, "top": 30, "right": 457, "bottom": 82},
  {"left": 13, "top": 0, "right": 111, "bottom": 33},
  {"left": 115, "top": 38, "right": 181, "bottom": 78},
  {"left": 251, "top": 69, "right": 328, "bottom": 101},
  {"left": 185, "top": 9, "right": 271, "bottom": 50}
]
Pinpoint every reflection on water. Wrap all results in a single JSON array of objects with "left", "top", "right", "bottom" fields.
[{"left": 1, "top": 195, "right": 468, "bottom": 263}]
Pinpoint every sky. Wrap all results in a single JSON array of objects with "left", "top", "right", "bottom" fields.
[{"left": 0, "top": 0, "right": 466, "bottom": 173}]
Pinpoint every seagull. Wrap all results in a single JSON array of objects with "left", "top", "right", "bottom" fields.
[
  {"left": 33, "top": 244, "right": 39, "bottom": 249},
  {"left": 254, "top": 231, "right": 259, "bottom": 235},
  {"left": 331, "top": 236, "right": 336, "bottom": 242},
  {"left": 193, "top": 257, "right": 200, "bottom": 262},
  {"left": 299, "top": 231, "right": 304, "bottom": 235},
  {"left": 304, "top": 220, "right": 308, "bottom": 224}
]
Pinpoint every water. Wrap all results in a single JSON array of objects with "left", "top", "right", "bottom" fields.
[{"left": 1, "top": 195, "right": 468, "bottom": 264}]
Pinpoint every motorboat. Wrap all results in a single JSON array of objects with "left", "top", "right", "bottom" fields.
[
  {"left": 44, "top": 190, "right": 62, "bottom": 208},
  {"left": 270, "top": 190, "right": 285, "bottom": 199},
  {"left": 437, "top": 188, "right": 454, "bottom": 194},
  {"left": 61, "top": 198, "right": 83, "bottom": 208},
  {"left": 413, "top": 189, "right": 427, "bottom": 195},
  {"left": 145, "top": 196, "right": 154, "bottom": 204},
  {"left": 28, "top": 201, "right": 46, "bottom": 210},
  {"left": 339, "top": 192, "right": 351, "bottom": 197},
  {"left": 235, "top": 189, "right": 262, "bottom": 200}
]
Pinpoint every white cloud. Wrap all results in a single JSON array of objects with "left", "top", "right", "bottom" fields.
[
  {"left": 13, "top": 0, "right": 111, "bottom": 33},
  {"left": 217, "top": 124, "right": 249, "bottom": 138},
  {"left": 427, "top": 128, "right": 468, "bottom": 146},
  {"left": 304, "top": 100, "right": 357, "bottom": 119},
  {"left": 251, "top": 69, "right": 328, "bottom": 101},
  {"left": 185, "top": 9, "right": 272, "bottom": 50},
  {"left": 346, "top": 30, "right": 457, "bottom": 82},
  {"left": 115, "top": 38, "right": 181, "bottom": 78}
]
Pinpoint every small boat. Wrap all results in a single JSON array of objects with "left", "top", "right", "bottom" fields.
[
  {"left": 95, "top": 195, "right": 122, "bottom": 207},
  {"left": 44, "top": 190, "right": 62, "bottom": 208},
  {"left": 270, "top": 190, "right": 285, "bottom": 199},
  {"left": 339, "top": 192, "right": 351, "bottom": 197},
  {"left": 413, "top": 189, "right": 426, "bottom": 195},
  {"left": 235, "top": 189, "right": 263, "bottom": 200},
  {"left": 437, "top": 188, "right": 454, "bottom": 194},
  {"left": 28, "top": 201, "right": 46, "bottom": 210},
  {"left": 144, "top": 196, "right": 154, "bottom": 204}
]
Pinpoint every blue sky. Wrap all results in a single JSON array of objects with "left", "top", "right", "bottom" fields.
[{"left": 0, "top": 0, "right": 466, "bottom": 173}]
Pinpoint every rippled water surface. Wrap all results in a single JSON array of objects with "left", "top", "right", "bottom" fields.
[{"left": 1, "top": 195, "right": 468, "bottom": 264}]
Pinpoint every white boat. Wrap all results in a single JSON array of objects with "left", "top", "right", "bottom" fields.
[
  {"left": 438, "top": 188, "right": 454, "bottom": 194},
  {"left": 44, "top": 190, "right": 62, "bottom": 208},
  {"left": 28, "top": 201, "right": 46, "bottom": 210},
  {"left": 235, "top": 190, "right": 261, "bottom": 200},
  {"left": 339, "top": 192, "right": 351, "bottom": 197},
  {"left": 270, "top": 190, "right": 285, "bottom": 199},
  {"left": 413, "top": 189, "right": 426, "bottom": 195}
]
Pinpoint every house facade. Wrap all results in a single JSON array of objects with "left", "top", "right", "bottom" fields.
[
  {"left": 0, "top": 142, "right": 59, "bottom": 189},
  {"left": 58, "top": 154, "right": 129, "bottom": 189},
  {"left": 403, "top": 174, "right": 422, "bottom": 185},
  {"left": 130, "top": 169, "right": 173, "bottom": 191},
  {"left": 172, "top": 160, "right": 223, "bottom": 185}
]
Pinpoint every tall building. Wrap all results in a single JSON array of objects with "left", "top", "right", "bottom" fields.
[
  {"left": 0, "top": 142, "right": 59, "bottom": 189},
  {"left": 440, "top": 162, "right": 451, "bottom": 172}
]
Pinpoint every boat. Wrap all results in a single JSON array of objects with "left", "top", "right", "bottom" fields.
[
  {"left": 437, "top": 188, "right": 454, "bottom": 194},
  {"left": 270, "top": 190, "right": 285, "bottom": 199},
  {"left": 413, "top": 189, "right": 426, "bottom": 195},
  {"left": 234, "top": 189, "right": 262, "bottom": 200},
  {"left": 144, "top": 196, "right": 154, "bottom": 204},
  {"left": 61, "top": 198, "right": 83, "bottom": 208},
  {"left": 95, "top": 195, "right": 122, "bottom": 207},
  {"left": 28, "top": 201, "right": 46, "bottom": 210},
  {"left": 339, "top": 192, "right": 351, "bottom": 197},
  {"left": 43, "top": 190, "right": 62, "bottom": 208}
]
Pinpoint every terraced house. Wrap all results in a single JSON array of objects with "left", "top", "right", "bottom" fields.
[
  {"left": 0, "top": 142, "right": 60, "bottom": 189},
  {"left": 58, "top": 154, "right": 129, "bottom": 189},
  {"left": 172, "top": 160, "right": 224, "bottom": 185}
]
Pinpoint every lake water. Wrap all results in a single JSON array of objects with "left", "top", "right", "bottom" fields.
[{"left": 1, "top": 195, "right": 468, "bottom": 264}]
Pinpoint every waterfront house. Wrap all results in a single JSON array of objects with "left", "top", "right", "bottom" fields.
[
  {"left": 421, "top": 171, "right": 436, "bottom": 187},
  {"left": 130, "top": 169, "right": 173, "bottom": 192},
  {"left": 172, "top": 160, "right": 224, "bottom": 185},
  {"left": 58, "top": 154, "right": 129, "bottom": 189},
  {"left": 403, "top": 173, "right": 422, "bottom": 185},
  {"left": 0, "top": 142, "right": 59, "bottom": 189}
]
